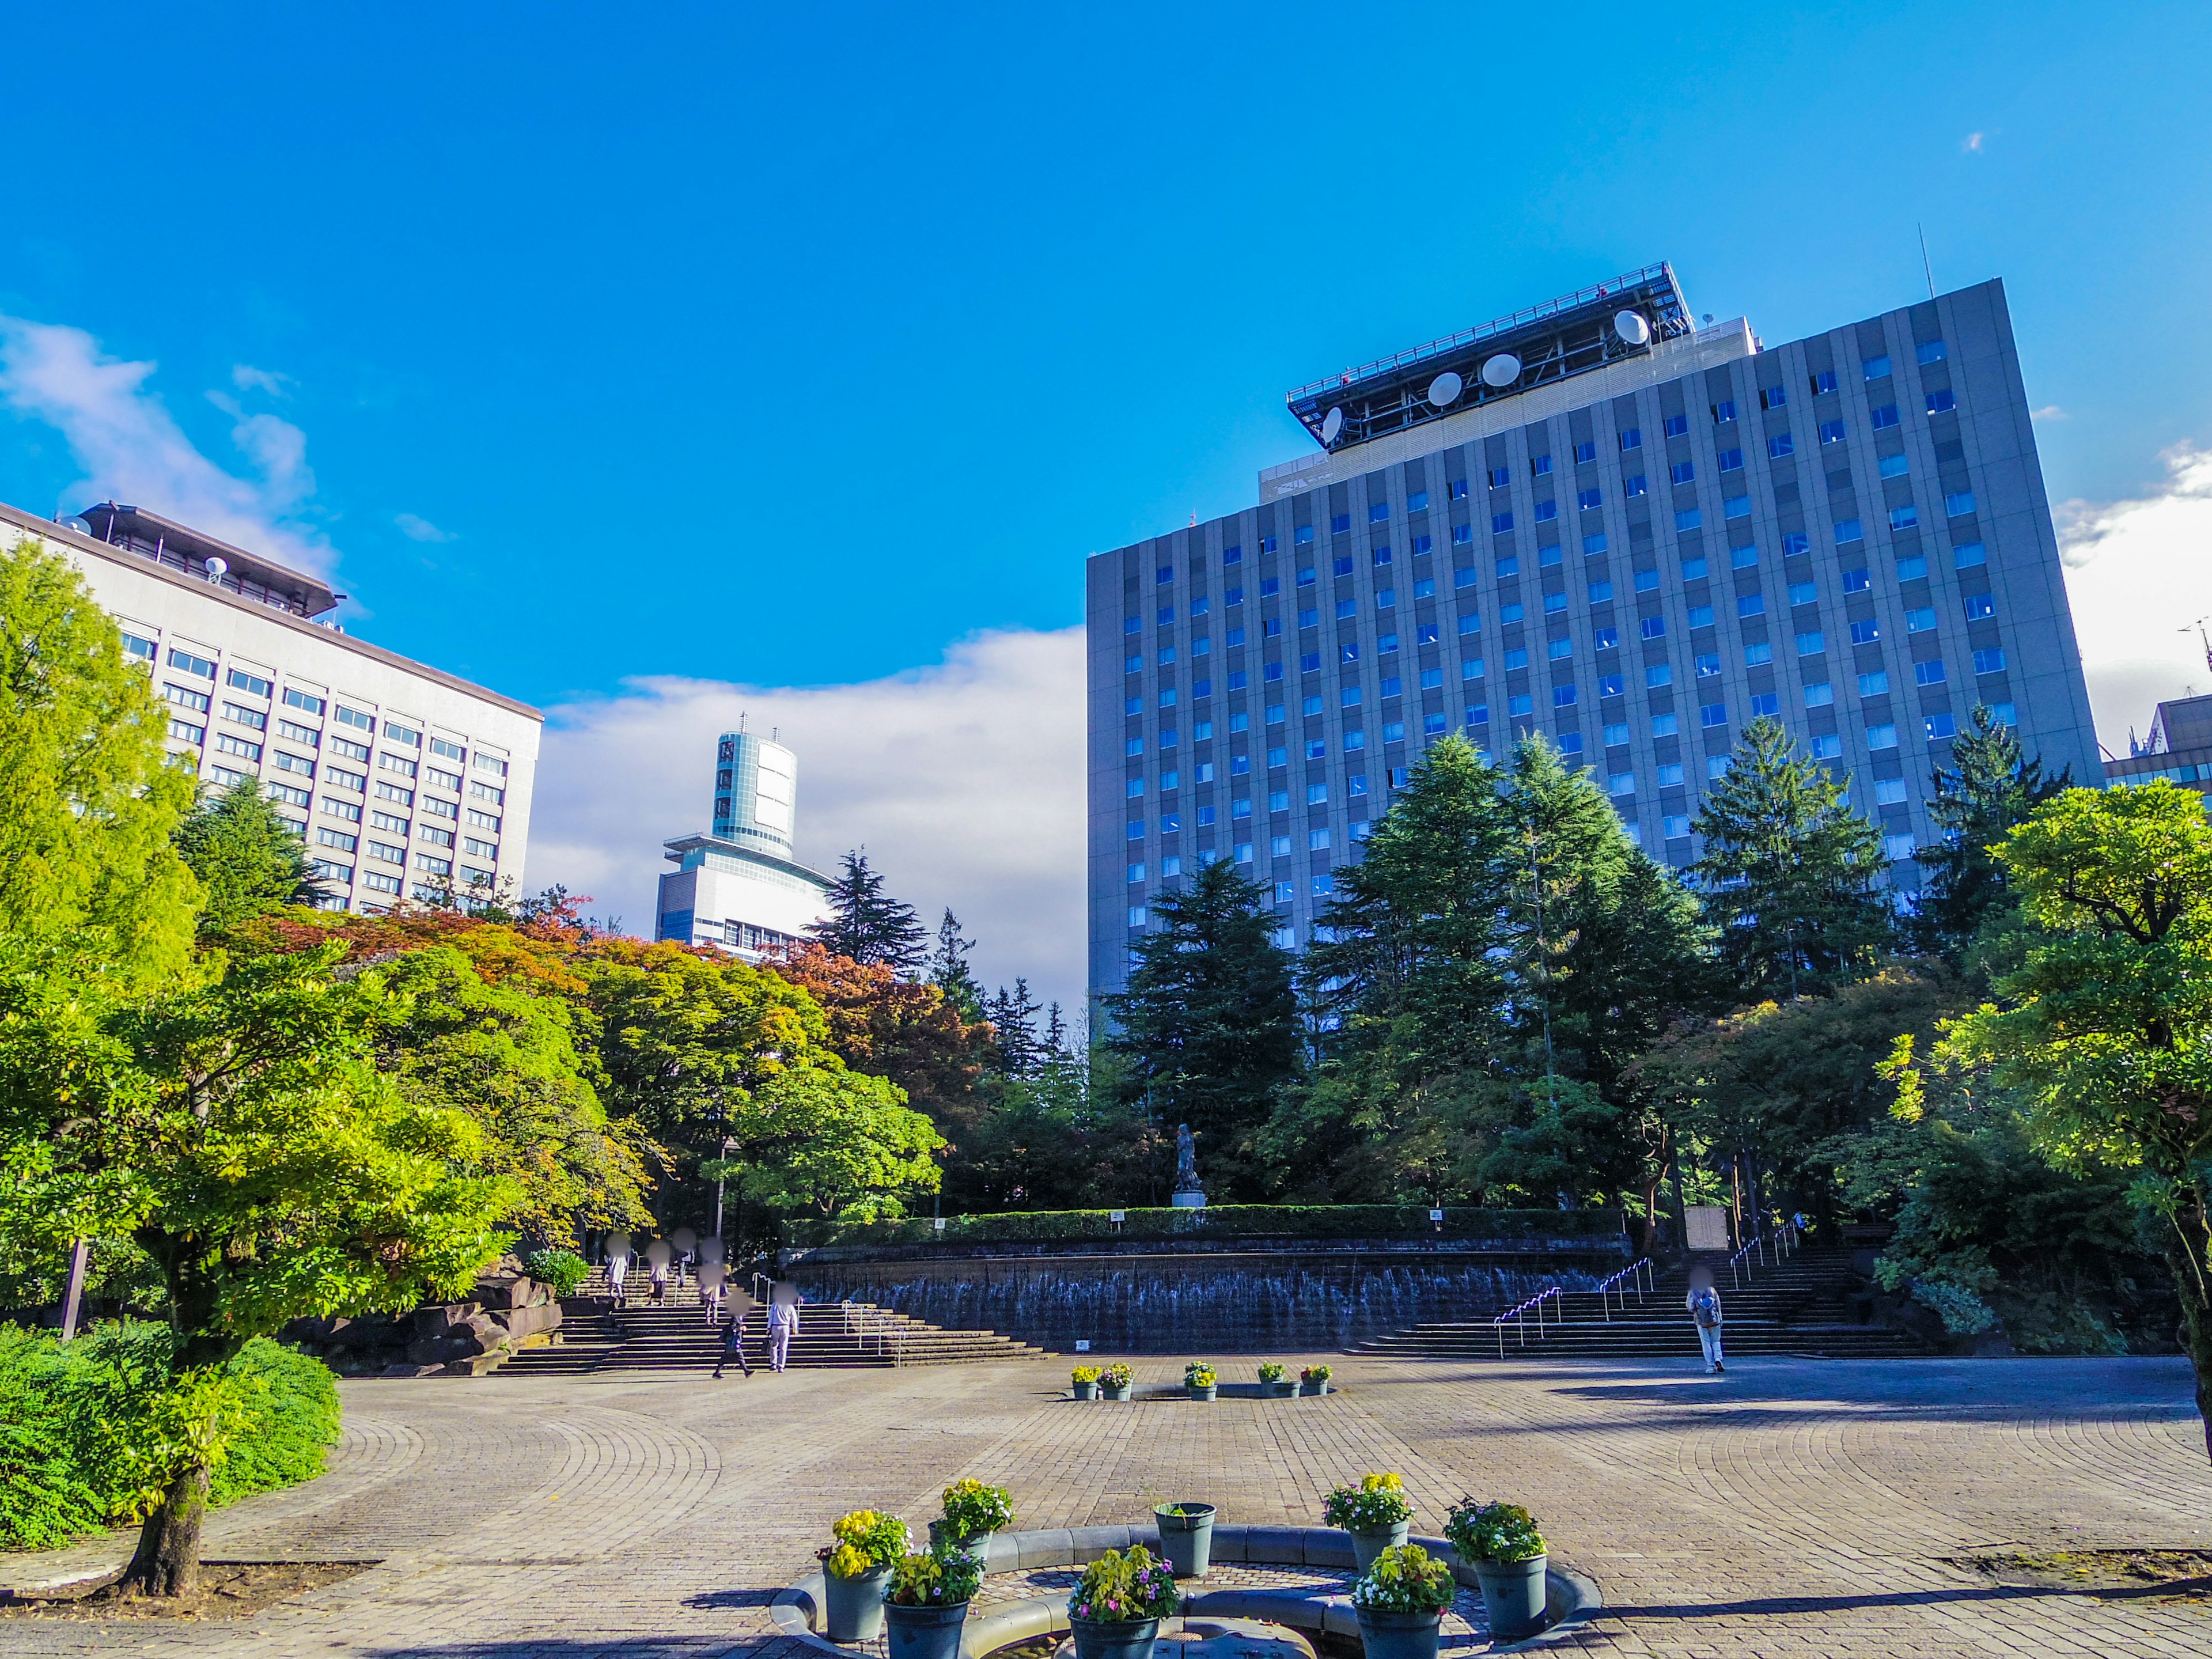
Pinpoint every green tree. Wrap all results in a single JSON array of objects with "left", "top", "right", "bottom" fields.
[
  {"left": 1909, "top": 705, "right": 2067, "bottom": 961},
  {"left": 1105, "top": 858, "right": 1300, "bottom": 1201},
  {"left": 929, "top": 907, "right": 986, "bottom": 1021},
  {"left": 808, "top": 850, "right": 927, "bottom": 971},
  {"left": 1691, "top": 716, "right": 1893, "bottom": 1000},
  {"left": 173, "top": 779, "right": 329, "bottom": 927},
  {"left": 717, "top": 1062, "right": 945, "bottom": 1221},
  {"left": 0, "top": 537, "right": 199, "bottom": 982},
  {"left": 986, "top": 978, "right": 1046, "bottom": 1077},
  {"left": 1931, "top": 780, "right": 2212, "bottom": 1460},
  {"left": 0, "top": 942, "right": 516, "bottom": 1594}
]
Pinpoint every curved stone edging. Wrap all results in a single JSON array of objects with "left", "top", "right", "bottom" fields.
[{"left": 768, "top": 1524, "right": 1599, "bottom": 1657}]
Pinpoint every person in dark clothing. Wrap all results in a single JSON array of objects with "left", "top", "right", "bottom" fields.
[{"left": 713, "top": 1314, "right": 751, "bottom": 1378}]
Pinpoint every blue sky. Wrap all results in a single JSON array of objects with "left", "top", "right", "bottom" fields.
[{"left": 5, "top": 2, "right": 2211, "bottom": 1005}]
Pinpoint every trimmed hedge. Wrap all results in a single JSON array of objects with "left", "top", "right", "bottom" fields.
[
  {"left": 0, "top": 1321, "right": 340, "bottom": 1552},
  {"left": 785, "top": 1204, "right": 1625, "bottom": 1249}
]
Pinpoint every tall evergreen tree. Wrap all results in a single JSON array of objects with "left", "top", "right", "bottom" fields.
[
  {"left": 1104, "top": 858, "right": 1300, "bottom": 1200},
  {"left": 985, "top": 978, "right": 1044, "bottom": 1077},
  {"left": 1691, "top": 717, "right": 1892, "bottom": 1001},
  {"left": 806, "top": 850, "right": 927, "bottom": 971},
  {"left": 928, "top": 907, "right": 986, "bottom": 1019},
  {"left": 0, "top": 537, "right": 199, "bottom": 982},
  {"left": 1042, "top": 999, "right": 1069, "bottom": 1058},
  {"left": 1910, "top": 704, "right": 2067, "bottom": 960},
  {"left": 174, "top": 779, "right": 331, "bottom": 927}
]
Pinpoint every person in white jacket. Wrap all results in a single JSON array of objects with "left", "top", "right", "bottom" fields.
[
  {"left": 1686, "top": 1268, "right": 1725, "bottom": 1374},
  {"left": 766, "top": 1292, "right": 802, "bottom": 1373}
]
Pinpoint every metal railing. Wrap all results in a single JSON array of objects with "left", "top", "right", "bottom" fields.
[
  {"left": 840, "top": 1301, "right": 908, "bottom": 1365},
  {"left": 1724, "top": 1222, "right": 1801, "bottom": 1287},
  {"left": 1593, "top": 1258, "right": 1654, "bottom": 1319},
  {"left": 1493, "top": 1286, "right": 1563, "bottom": 1358}
]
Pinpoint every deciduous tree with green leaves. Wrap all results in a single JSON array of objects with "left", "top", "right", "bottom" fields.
[
  {"left": 0, "top": 537, "right": 199, "bottom": 982},
  {"left": 1691, "top": 715, "right": 1893, "bottom": 1001},
  {"left": 1927, "top": 780, "right": 2212, "bottom": 1460},
  {"left": 0, "top": 943, "right": 517, "bottom": 1595}
]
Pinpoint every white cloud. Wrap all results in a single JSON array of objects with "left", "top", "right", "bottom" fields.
[
  {"left": 2057, "top": 444, "right": 2212, "bottom": 755},
  {"left": 528, "top": 627, "right": 1088, "bottom": 1012},
  {"left": 0, "top": 314, "right": 338, "bottom": 579},
  {"left": 395, "top": 512, "right": 456, "bottom": 543},
  {"left": 231, "top": 364, "right": 291, "bottom": 396},
  {"left": 2031, "top": 405, "right": 2065, "bottom": 422},
  {"left": 1963, "top": 131, "right": 1985, "bottom": 153}
]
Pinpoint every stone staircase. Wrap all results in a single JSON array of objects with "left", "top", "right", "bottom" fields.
[
  {"left": 1349, "top": 1248, "right": 1932, "bottom": 1361},
  {"left": 494, "top": 1291, "right": 1046, "bottom": 1377}
]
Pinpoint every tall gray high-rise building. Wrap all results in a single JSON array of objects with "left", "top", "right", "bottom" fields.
[{"left": 1086, "top": 266, "right": 2101, "bottom": 999}]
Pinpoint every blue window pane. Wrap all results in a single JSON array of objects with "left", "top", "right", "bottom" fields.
[
  {"left": 1963, "top": 593, "right": 1996, "bottom": 620},
  {"left": 1533, "top": 499, "right": 1558, "bottom": 522},
  {"left": 1820, "top": 420, "right": 1848, "bottom": 444},
  {"left": 1663, "top": 414, "right": 1688, "bottom": 437},
  {"left": 1619, "top": 427, "right": 1643, "bottom": 449},
  {"left": 1768, "top": 433, "right": 1794, "bottom": 458},
  {"left": 1917, "top": 339, "right": 1947, "bottom": 364},
  {"left": 1701, "top": 703, "right": 1728, "bottom": 727},
  {"left": 1711, "top": 399, "right": 1738, "bottom": 422},
  {"left": 1671, "top": 461, "right": 1696, "bottom": 484},
  {"left": 1738, "top": 593, "right": 1766, "bottom": 618},
  {"left": 1676, "top": 508, "right": 1703, "bottom": 532},
  {"left": 1796, "top": 629, "right": 1825, "bottom": 654},
  {"left": 1869, "top": 404, "right": 1900, "bottom": 430},
  {"left": 1926, "top": 389, "right": 1957, "bottom": 414},
  {"left": 1646, "top": 664, "right": 1672, "bottom": 687},
  {"left": 1634, "top": 569, "right": 1660, "bottom": 593},
  {"left": 1624, "top": 474, "right": 1649, "bottom": 497},
  {"left": 1863, "top": 355, "right": 1892, "bottom": 380},
  {"left": 1331, "top": 513, "right": 1351, "bottom": 533},
  {"left": 1973, "top": 647, "right": 2006, "bottom": 674}
]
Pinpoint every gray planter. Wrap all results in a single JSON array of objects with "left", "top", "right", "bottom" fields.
[
  {"left": 1471, "top": 1553, "right": 1548, "bottom": 1641},
  {"left": 1072, "top": 1380, "right": 1099, "bottom": 1400},
  {"left": 1154, "top": 1501, "right": 1216, "bottom": 1577},
  {"left": 883, "top": 1599, "right": 968, "bottom": 1659},
  {"left": 1070, "top": 1616, "right": 1161, "bottom": 1659},
  {"left": 1299, "top": 1377, "right": 1332, "bottom": 1396},
  {"left": 926, "top": 1520, "right": 993, "bottom": 1558},
  {"left": 822, "top": 1562, "right": 893, "bottom": 1642},
  {"left": 1187, "top": 1382, "right": 1217, "bottom": 1401},
  {"left": 1349, "top": 1520, "right": 1411, "bottom": 1573},
  {"left": 1259, "top": 1377, "right": 1293, "bottom": 1396},
  {"left": 1103, "top": 1382, "right": 1132, "bottom": 1400},
  {"left": 1353, "top": 1606, "right": 1441, "bottom": 1659}
]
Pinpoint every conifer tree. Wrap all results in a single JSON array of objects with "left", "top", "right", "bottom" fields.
[
  {"left": 174, "top": 780, "right": 331, "bottom": 927},
  {"left": 1910, "top": 704, "right": 2067, "bottom": 960},
  {"left": 1691, "top": 717, "right": 1892, "bottom": 1001},
  {"left": 806, "top": 850, "right": 927, "bottom": 971},
  {"left": 985, "top": 978, "right": 1044, "bottom": 1077},
  {"left": 1104, "top": 858, "right": 1299, "bottom": 1198},
  {"left": 928, "top": 907, "right": 986, "bottom": 1019}
]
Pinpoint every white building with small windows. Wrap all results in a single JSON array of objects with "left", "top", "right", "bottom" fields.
[
  {"left": 2, "top": 499, "right": 541, "bottom": 912},
  {"left": 654, "top": 730, "right": 833, "bottom": 958}
]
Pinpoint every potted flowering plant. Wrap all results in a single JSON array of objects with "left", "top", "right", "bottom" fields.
[
  {"left": 1101, "top": 1362, "right": 1135, "bottom": 1401},
  {"left": 1184, "top": 1361, "right": 1218, "bottom": 1402},
  {"left": 1323, "top": 1472, "right": 1414, "bottom": 1571},
  {"left": 929, "top": 1478, "right": 1015, "bottom": 1555},
  {"left": 1071, "top": 1364, "right": 1103, "bottom": 1400},
  {"left": 1445, "top": 1501, "right": 1548, "bottom": 1641},
  {"left": 1256, "top": 1361, "right": 1292, "bottom": 1398},
  {"left": 1350, "top": 1542, "right": 1456, "bottom": 1659},
  {"left": 1298, "top": 1363, "right": 1332, "bottom": 1396},
  {"left": 883, "top": 1540, "right": 984, "bottom": 1659},
  {"left": 818, "top": 1509, "right": 910, "bottom": 1641},
  {"left": 1067, "top": 1544, "right": 1180, "bottom": 1659},
  {"left": 1152, "top": 1501, "right": 1217, "bottom": 1577}
]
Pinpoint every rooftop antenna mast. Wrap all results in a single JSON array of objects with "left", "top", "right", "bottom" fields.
[
  {"left": 2181, "top": 616, "right": 2212, "bottom": 675},
  {"left": 1918, "top": 224, "right": 1936, "bottom": 300}
]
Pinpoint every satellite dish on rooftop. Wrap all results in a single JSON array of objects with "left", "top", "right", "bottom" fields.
[
  {"left": 204, "top": 556, "right": 228, "bottom": 582},
  {"left": 1613, "top": 310, "right": 1652, "bottom": 346},
  {"left": 1427, "top": 370, "right": 1464, "bottom": 407},
  {"left": 1480, "top": 353, "right": 1521, "bottom": 389},
  {"left": 1320, "top": 406, "right": 1344, "bottom": 444}
]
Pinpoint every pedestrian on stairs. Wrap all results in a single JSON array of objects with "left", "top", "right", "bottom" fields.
[
  {"left": 713, "top": 1311, "right": 751, "bottom": 1378},
  {"left": 1686, "top": 1268, "right": 1725, "bottom": 1374},
  {"left": 766, "top": 1291, "right": 802, "bottom": 1373},
  {"left": 648, "top": 1254, "right": 669, "bottom": 1306},
  {"left": 607, "top": 1247, "right": 629, "bottom": 1309}
]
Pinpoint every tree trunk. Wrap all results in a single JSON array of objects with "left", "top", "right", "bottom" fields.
[
  {"left": 116, "top": 1462, "right": 210, "bottom": 1598},
  {"left": 2160, "top": 1205, "right": 2212, "bottom": 1465}
]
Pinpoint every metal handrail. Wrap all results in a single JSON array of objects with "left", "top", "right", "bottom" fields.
[
  {"left": 1493, "top": 1286, "right": 1562, "bottom": 1359},
  {"left": 1593, "top": 1258, "right": 1653, "bottom": 1319},
  {"left": 1724, "top": 1222, "right": 1800, "bottom": 1286}
]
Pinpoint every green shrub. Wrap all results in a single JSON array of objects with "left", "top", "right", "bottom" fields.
[
  {"left": 787, "top": 1204, "right": 1623, "bottom": 1249},
  {"left": 1445, "top": 1501, "right": 1546, "bottom": 1564},
  {"left": 524, "top": 1248, "right": 589, "bottom": 1298},
  {"left": 0, "top": 1321, "right": 340, "bottom": 1551}
]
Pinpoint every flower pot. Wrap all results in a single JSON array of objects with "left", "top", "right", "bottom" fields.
[
  {"left": 1353, "top": 1606, "right": 1441, "bottom": 1659},
  {"left": 1187, "top": 1383, "right": 1217, "bottom": 1401},
  {"left": 926, "top": 1520, "right": 993, "bottom": 1558},
  {"left": 1264, "top": 1380, "right": 1294, "bottom": 1398},
  {"left": 884, "top": 1598, "right": 969, "bottom": 1659},
  {"left": 1073, "top": 1380, "right": 1099, "bottom": 1400},
  {"left": 1348, "top": 1520, "right": 1411, "bottom": 1573},
  {"left": 1299, "top": 1378, "right": 1332, "bottom": 1396},
  {"left": 1154, "top": 1502, "right": 1216, "bottom": 1577},
  {"left": 1471, "top": 1553, "right": 1548, "bottom": 1642},
  {"left": 1070, "top": 1615, "right": 1161, "bottom": 1659},
  {"left": 1103, "top": 1383, "right": 1132, "bottom": 1400},
  {"left": 823, "top": 1563, "right": 894, "bottom": 1642}
]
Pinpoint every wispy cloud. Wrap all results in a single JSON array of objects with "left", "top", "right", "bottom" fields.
[
  {"left": 1962, "top": 131, "right": 1985, "bottom": 153},
  {"left": 2057, "top": 444, "right": 2212, "bottom": 753},
  {"left": 529, "top": 627, "right": 1087, "bottom": 1010},
  {"left": 231, "top": 363, "right": 291, "bottom": 397},
  {"left": 0, "top": 314, "right": 338, "bottom": 579},
  {"left": 395, "top": 512, "right": 456, "bottom": 543},
  {"left": 2031, "top": 405, "right": 2065, "bottom": 422}
]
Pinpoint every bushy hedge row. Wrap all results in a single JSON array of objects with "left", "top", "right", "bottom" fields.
[
  {"left": 0, "top": 1321, "right": 340, "bottom": 1551},
  {"left": 786, "top": 1204, "right": 1626, "bottom": 1249}
]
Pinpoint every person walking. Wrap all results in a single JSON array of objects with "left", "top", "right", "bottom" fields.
[
  {"left": 607, "top": 1247, "right": 630, "bottom": 1309},
  {"left": 713, "top": 1309, "right": 751, "bottom": 1378},
  {"left": 766, "top": 1291, "right": 802, "bottom": 1373},
  {"left": 1686, "top": 1267, "right": 1725, "bottom": 1373},
  {"left": 700, "top": 1265, "right": 726, "bottom": 1327},
  {"left": 649, "top": 1253, "right": 670, "bottom": 1306}
]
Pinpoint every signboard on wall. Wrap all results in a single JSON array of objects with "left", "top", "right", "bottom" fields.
[{"left": 1684, "top": 1206, "right": 1732, "bottom": 1252}]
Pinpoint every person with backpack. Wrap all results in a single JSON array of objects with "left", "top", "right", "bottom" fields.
[{"left": 1686, "top": 1267, "right": 1725, "bottom": 1373}]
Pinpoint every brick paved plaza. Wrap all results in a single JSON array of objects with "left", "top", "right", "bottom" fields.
[{"left": 1, "top": 1353, "right": 2206, "bottom": 1658}]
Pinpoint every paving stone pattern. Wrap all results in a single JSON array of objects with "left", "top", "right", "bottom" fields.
[{"left": 0, "top": 1355, "right": 2206, "bottom": 1658}]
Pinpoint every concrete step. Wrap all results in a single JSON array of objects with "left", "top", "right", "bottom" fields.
[{"left": 497, "top": 1298, "right": 1045, "bottom": 1377}]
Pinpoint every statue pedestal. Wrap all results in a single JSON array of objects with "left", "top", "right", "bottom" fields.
[{"left": 1172, "top": 1190, "right": 1207, "bottom": 1209}]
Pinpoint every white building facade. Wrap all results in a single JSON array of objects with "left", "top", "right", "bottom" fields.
[
  {"left": 3, "top": 499, "right": 543, "bottom": 912},
  {"left": 655, "top": 730, "right": 832, "bottom": 957}
]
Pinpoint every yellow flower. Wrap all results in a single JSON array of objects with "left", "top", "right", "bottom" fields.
[{"left": 1361, "top": 1472, "right": 1404, "bottom": 1494}]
